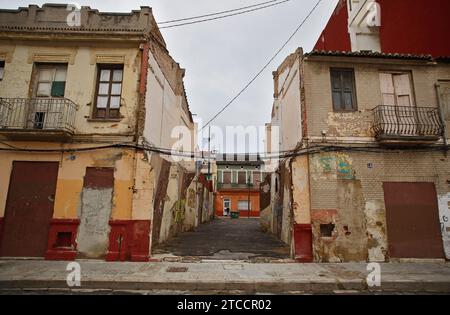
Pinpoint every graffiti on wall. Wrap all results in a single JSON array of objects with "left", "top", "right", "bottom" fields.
[{"left": 315, "top": 153, "right": 355, "bottom": 180}]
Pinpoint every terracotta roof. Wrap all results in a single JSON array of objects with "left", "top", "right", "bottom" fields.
[{"left": 306, "top": 50, "right": 436, "bottom": 61}]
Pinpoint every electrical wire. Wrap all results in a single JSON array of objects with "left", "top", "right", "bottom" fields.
[
  {"left": 0, "top": 141, "right": 447, "bottom": 161},
  {"left": 159, "top": 0, "right": 291, "bottom": 29},
  {"left": 201, "top": 0, "right": 323, "bottom": 130},
  {"left": 158, "top": 0, "right": 283, "bottom": 24}
]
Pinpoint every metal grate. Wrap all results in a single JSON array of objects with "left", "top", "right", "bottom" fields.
[{"left": 0, "top": 97, "right": 77, "bottom": 133}]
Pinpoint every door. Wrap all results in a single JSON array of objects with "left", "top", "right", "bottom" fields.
[
  {"left": 0, "top": 161, "right": 59, "bottom": 257},
  {"left": 379, "top": 72, "right": 416, "bottom": 135},
  {"left": 383, "top": 182, "right": 444, "bottom": 259},
  {"left": 223, "top": 198, "right": 231, "bottom": 216}
]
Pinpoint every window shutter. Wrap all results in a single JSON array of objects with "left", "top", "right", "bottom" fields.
[
  {"left": 393, "top": 74, "right": 413, "bottom": 107},
  {"left": 51, "top": 81, "right": 66, "bottom": 97},
  {"left": 331, "top": 69, "right": 356, "bottom": 111}
]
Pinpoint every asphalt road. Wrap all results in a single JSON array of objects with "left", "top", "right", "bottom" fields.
[{"left": 153, "top": 217, "right": 290, "bottom": 260}]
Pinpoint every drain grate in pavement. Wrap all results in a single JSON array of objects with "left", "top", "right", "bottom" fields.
[{"left": 166, "top": 267, "right": 188, "bottom": 273}]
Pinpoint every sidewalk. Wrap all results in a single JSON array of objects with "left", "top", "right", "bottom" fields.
[{"left": 0, "top": 260, "right": 450, "bottom": 294}]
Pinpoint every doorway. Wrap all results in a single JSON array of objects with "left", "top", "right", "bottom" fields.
[
  {"left": 383, "top": 182, "right": 444, "bottom": 259},
  {"left": 0, "top": 161, "right": 59, "bottom": 257}
]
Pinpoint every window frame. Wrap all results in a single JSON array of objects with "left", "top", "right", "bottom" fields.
[
  {"left": 32, "top": 63, "right": 68, "bottom": 98},
  {"left": 330, "top": 68, "right": 358, "bottom": 112},
  {"left": 93, "top": 64, "right": 124, "bottom": 120}
]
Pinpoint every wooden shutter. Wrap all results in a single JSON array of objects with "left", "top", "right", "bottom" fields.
[
  {"left": 331, "top": 69, "right": 356, "bottom": 111},
  {"left": 223, "top": 171, "right": 232, "bottom": 184},
  {"left": 393, "top": 73, "right": 414, "bottom": 107},
  {"left": 379, "top": 72, "right": 414, "bottom": 106},
  {"left": 379, "top": 73, "right": 396, "bottom": 106}
]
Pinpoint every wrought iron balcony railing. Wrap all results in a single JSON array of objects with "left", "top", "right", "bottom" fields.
[
  {"left": 372, "top": 105, "right": 444, "bottom": 141},
  {"left": 0, "top": 98, "right": 77, "bottom": 134},
  {"left": 217, "top": 182, "right": 259, "bottom": 191}
]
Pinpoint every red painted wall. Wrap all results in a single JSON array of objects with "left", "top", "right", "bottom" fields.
[
  {"left": 215, "top": 191, "right": 261, "bottom": 217},
  {"left": 313, "top": 0, "right": 351, "bottom": 51},
  {"left": 314, "top": 0, "right": 450, "bottom": 57},
  {"left": 378, "top": 0, "right": 450, "bottom": 57}
]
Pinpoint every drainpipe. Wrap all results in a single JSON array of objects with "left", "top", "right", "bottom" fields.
[{"left": 435, "top": 83, "right": 448, "bottom": 153}]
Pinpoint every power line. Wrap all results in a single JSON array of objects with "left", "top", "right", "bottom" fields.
[
  {"left": 201, "top": 0, "right": 323, "bottom": 130},
  {"left": 158, "top": 0, "right": 282, "bottom": 24},
  {"left": 159, "top": 0, "right": 290, "bottom": 29}
]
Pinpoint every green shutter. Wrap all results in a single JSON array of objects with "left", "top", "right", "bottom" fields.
[{"left": 51, "top": 81, "right": 66, "bottom": 97}]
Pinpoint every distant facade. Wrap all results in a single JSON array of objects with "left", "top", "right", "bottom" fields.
[
  {"left": 214, "top": 155, "right": 264, "bottom": 218},
  {"left": 0, "top": 4, "right": 213, "bottom": 261},
  {"left": 267, "top": 0, "right": 450, "bottom": 262}
]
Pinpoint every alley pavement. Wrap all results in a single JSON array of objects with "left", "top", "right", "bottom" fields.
[
  {"left": 153, "top": 217, "right": 290, "bottom": 261},
  {"left": 1, "top": 260, "right": 450, "bottom": 294}
]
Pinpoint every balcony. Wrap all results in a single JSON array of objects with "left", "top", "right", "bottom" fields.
[
  {"left": 217, "top": 182, "right": 260, "bottom": 191},
  {"left": 0, "top": 98, "right": 77, "bottom": 141},
  {"left": 372, "top": 105, "right": 444, "bottom": 145}
]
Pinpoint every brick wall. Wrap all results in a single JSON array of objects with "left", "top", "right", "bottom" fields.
[{"left": 303, "top": 56, "right": 450, "bottom": 138}]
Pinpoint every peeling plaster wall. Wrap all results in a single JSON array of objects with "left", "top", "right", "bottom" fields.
[
  {"left": 438, "top": 193, "right": 450, "bottom": 259},
  {"left": 0, "top": 44, "right": 141, "bottom": 138},
  {"left": 303, "top": 57, "right": 450, "bottom": 139},
  {"left": 77, "top": 187, "right": 113, "bottom": 258},
  {"left": 308, "top": 150, "right": 449, "bottom": 262},
  {"left": 280, "top": 161, "right": 292, "bottom": 245}
]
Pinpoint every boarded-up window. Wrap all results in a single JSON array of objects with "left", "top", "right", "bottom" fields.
[
  {"left": 223, "top": 171, "right": 232, "bottom": 184},
  {"left": 238, "top": 171, "right": 247, "bottom": 184},
  {"left": 379, "top": 72, "right": 414, "bottom": 107},
  {"left": 330, "top": 68, "right": 357, "bottom": 111},
  {"left": 34, "top": 64, "right": 67, "bottom": 97},
  {"left": 94, "top": 64, "right": 123, "bottom": 119}
]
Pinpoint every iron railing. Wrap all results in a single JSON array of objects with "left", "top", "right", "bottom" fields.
[
  {"left": 0, "top": 98, "right": 77, "bottom": 133},
  {"left": 372, "top": 105, "right": 444, "bottom": 139}
]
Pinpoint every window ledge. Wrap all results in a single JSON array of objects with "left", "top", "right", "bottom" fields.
[{"left": 87, "top": 118, "right": 123, "bottom": 122}]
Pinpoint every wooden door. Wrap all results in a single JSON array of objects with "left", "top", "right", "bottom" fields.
[{"left": 0, "top": 162, "right": 59, "bottom": 257}]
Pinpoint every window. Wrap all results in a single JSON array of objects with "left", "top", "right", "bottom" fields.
[
  {"left": 320, "top": 223, "right": 335, "bottom": 237},
  {"left": 238, "top": 171, "right": 247, "bottom": 184},
  {"left": 94, "top": 64, "right": 123, "bottom": 119},
  {"left": 379, "top": 72, "right": 414, "bottom": 107},
  {"left": 252, "top": 172, "right": 261, "bottom": 187},
  {"left": 330, "top": 68, "right": 357, "bottom": 111},
  {"left": 34, "top": 64, "right": 67, "bottom": 97},
  {"left": 223, "top": 171, "right": 232, "bottom": 184},
  {"left": 238, "top": 200, "right": 250, "bottom": 211},
  {"left": 0, "top": 60, "right": 4, "bottom": 81}
]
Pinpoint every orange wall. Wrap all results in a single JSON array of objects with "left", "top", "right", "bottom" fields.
[{"left": 215, "top": 191, "right": 260, "bottom": 217}]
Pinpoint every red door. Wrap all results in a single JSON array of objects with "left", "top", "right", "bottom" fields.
[
  {"left": 0, "top": 161, "right": 59, "bottom": 257},
  {"left": 383, "top": 182, "right": 445, "bottom": 259}
]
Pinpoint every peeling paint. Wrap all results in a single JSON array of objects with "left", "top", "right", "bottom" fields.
[{"left": 438, "top": 193, "right": 450, "bottom": 259}]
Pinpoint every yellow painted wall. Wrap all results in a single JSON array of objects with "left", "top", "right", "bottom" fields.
[
  {"left": 0, "top": 142, "right": 135, "bottom": 220},
  {"left": 0, "top": 43, "right": 141, "bottom": 136}
]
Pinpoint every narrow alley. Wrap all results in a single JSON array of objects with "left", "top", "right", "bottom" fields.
[{"left": 153, "top": 218, "right": 290, "bottom": 262}]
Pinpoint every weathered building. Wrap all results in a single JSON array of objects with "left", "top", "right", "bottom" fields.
[
  {"left": 268, "top": 48, "right": 450, "bottom": 262},
  {"left": 214, "top": 154, "right": 264, "bottom": 218},
  {"left": 0, "top": 4, "right": 212, "bottom": 261}
]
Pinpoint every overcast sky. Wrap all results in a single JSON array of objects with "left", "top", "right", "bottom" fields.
[{"left": 2, "top": 0, "right": 338, "bottom": 153}]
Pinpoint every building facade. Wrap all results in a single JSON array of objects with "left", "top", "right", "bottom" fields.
[
  {"left": 214, "top": 155, "right": 264, "bottom": 218},
  {"left": 268, "top": 48, "right": 450, "bottom": 262},
  {"left": 0, "top": 4, "right": 212, "bottom": 261}
]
